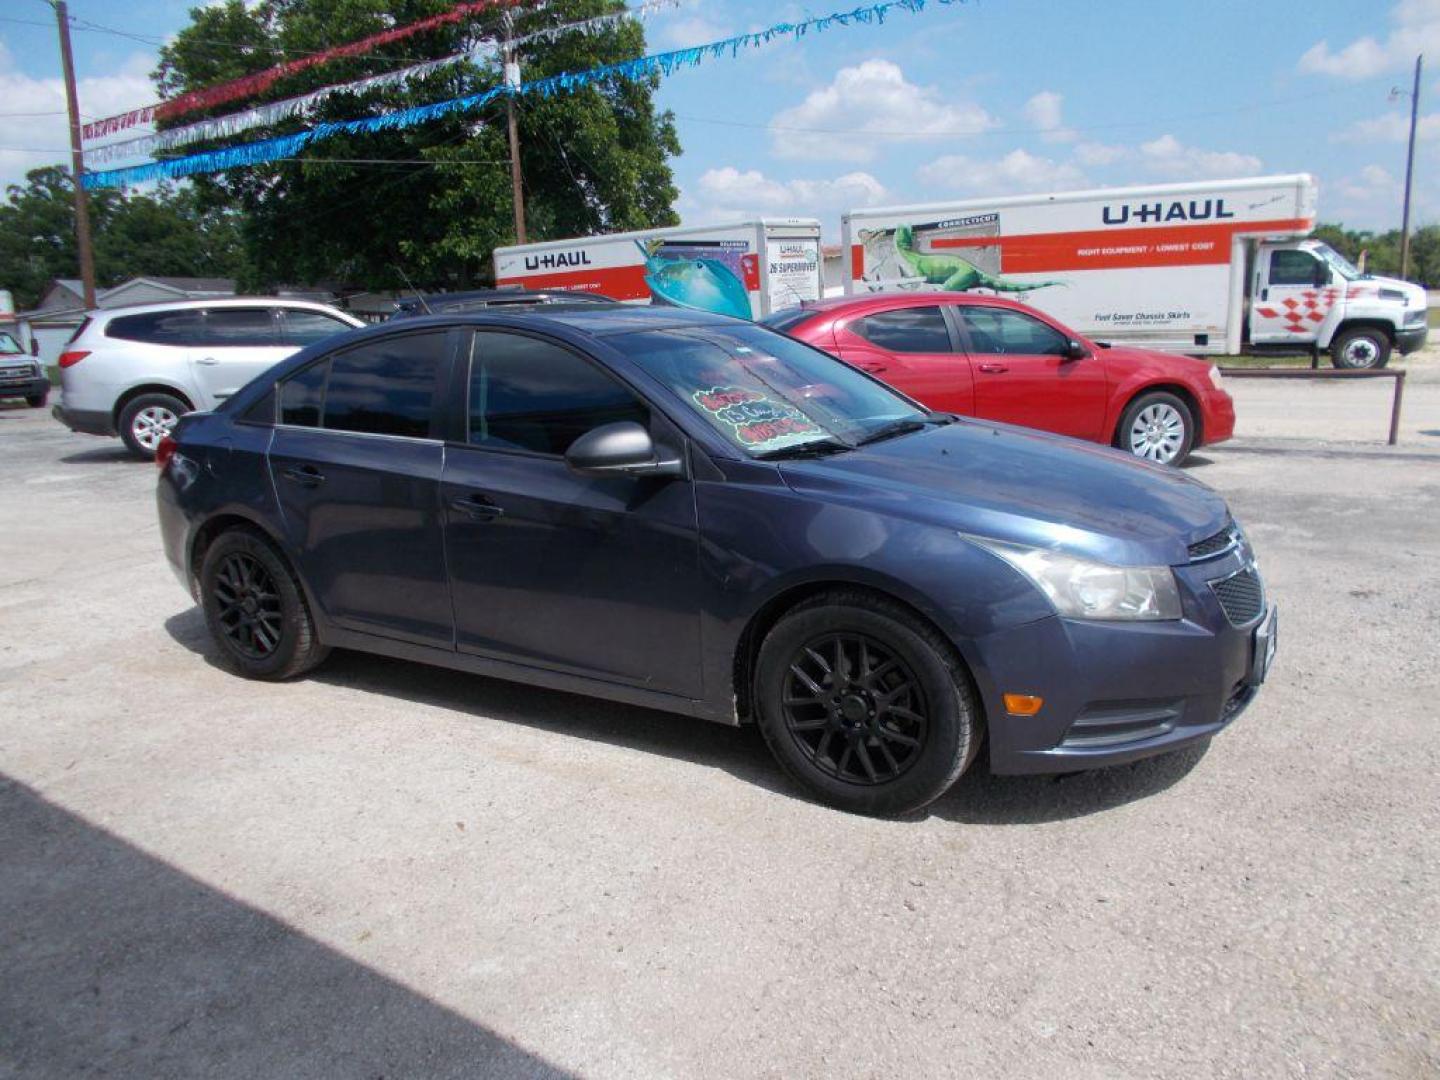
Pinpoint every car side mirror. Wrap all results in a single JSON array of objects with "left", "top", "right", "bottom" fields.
[
  {"left": 1063, "top": 339, "right": 1088, "bottom": 360},
  {"left": 565, "top": 421, "right": 684, "bottom": 478},
  {"left": 30, "top": 339, "right": 40, "bottom": 357}
]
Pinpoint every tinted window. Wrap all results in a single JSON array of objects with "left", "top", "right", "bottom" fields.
[
  {"left": 281, "top": 309, "right": 353, "bottom": 346},
  {"left": 1269, "top": 250, "right": 1321, "bottom": 286},
  {"left": 956, "top": 307, "right": 1069, "bottom": 356},
  {"left": 323, "top": 333, "right": 444, "bottom": 438},
  {"left": 106, "top": 310, "right": 207, "bottom": 346},
  {"left": 241, "top": 386, "right": 276, "bottom": 425},
  {"left": 202, "top": 308, "right": 276, "bottom": 347},
  {"left": 469, "top": 332, "right": 648, "bottom": 456},
  {"left": 279, "top": 361, "right": 327, "bottom": 427},
  {"left": 853, "top": 307, "right": 950, "bottom": 352}
]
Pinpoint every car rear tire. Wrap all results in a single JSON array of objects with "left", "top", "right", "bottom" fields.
[
  {"left": 753, "top": 592, "right": 981, "bottom": 816},
  {"left": 25, "top": 391, "right": 46, "bottom": 408},
  {"left": 199, "top": 529, "right": 329, "bottom": 681},
  {"left": 1330, "top": 326, "right": 1391, "bottom": 369},
  {"left": 1118, "top": 390, "right": 1195, "bottom": 466},
  {"left": 118, "top": 392, "right": 186, "bottom": 460}
]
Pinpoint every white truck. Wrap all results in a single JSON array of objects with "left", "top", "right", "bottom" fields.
[
  {"left": 842, "top": 175, "right": 1427, "bottom": 368},
  {"left": 494, "top": 219, "right": 823, "bottom": 321}
]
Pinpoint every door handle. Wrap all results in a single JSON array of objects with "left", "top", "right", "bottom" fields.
[
  {"left": 449, "top": 494, "right": 504, "bottom": 521},
  {"left": 196, "top": 356, "right": 220, "bottom": 366},
  {"left": 281, "top": 464, "right": 324, "bottom": 487},
  {"left": 977, "top": 362, "right": 1009, "bottom": 374},
  {"left": 1259, "top": 288, "right": 1268, "bottom": 301}
]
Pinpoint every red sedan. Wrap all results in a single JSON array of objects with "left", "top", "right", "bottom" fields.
[{"left": 764, "top": 294, "right": 1234, "bottom": 467}]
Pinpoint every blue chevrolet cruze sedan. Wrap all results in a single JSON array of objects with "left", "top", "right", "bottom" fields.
[{"left": 157, "top": 307, "right": 1275, "bottom": 815}]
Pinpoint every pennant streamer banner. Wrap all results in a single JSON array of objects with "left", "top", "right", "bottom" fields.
[
  {"left": 82, "top": 0, "right": 529, "bottom": 140},
  {"left": 83, "top": 0, "right": 680, "bottom": 167},
  {"left": 83, "top": 0, "right": 958, "bottom": 190}
]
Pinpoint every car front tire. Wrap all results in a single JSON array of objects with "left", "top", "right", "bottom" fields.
[
  {"left": 1118, "top": 390, "right": 1195, "bottom": 466},
  {"left": 754, "top": 592, "right": 981, "bottom": 816},
  {"left": 199, "top": 529, "right": 329, "bottom": 681},
  {"left": 25, "top": 391, "right": 47, "bottom": 408},
  {"left": 1330, "top": 326, "right": 1391, "bottom": 369},
  {"left": 118, "top": 392, "right": 186, "bottom": 459}
]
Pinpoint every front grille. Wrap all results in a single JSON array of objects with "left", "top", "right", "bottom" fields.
[
  {"left": 1213, "top": 567, "right": 1264, "bottom": 625},
  {"left": 1188, "top": 523, "right": 1238, "bottom": 561}
]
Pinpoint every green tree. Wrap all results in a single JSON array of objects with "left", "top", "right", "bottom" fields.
[
  {"left": 0, "top": 166, "right": 246, "bottom": 309},
  {"left": 154, "top": 0, "right": 681, "bottom": 291}
]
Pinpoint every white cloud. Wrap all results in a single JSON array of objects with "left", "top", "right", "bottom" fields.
[
  {"left": 1137, "top": 134, "right": 1262, "bottom": 179},
  {"left": 1073, "top": 141, "right": 1127, "bottom": 166},
  {"left": 0, "top": 42, "right": 155, "bottom": 190},
  {"left": 1023, "top": 90, "right": 1075, "bottom": 143},
  {"left": 769, "top": 60, "right": 995, "bottom": 163},
  {"left": 1299, "top": 0, "right": 1440, "bottom": 80},
  {"left": 1333, "top": 110, "right": 1440, "bottom": 142},
  {"left": 916, "top": 149, "right": 1086, "bottom": 195},
  {"left": 691, "top": 166, "right": 889, "bottom": 217}
]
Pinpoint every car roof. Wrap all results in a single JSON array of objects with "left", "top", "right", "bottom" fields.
[
  {"left": 88, "top": 297, "right": 355, "bottom": 319},
  {"left": 391, "top": 305, "right": 743, "bottom": 337},
  {"left": 779, "top": 292, "right": 1036, "bottom": 320},
  {"left": 393, "top": 288, "right": 621, "bottom": 315}
]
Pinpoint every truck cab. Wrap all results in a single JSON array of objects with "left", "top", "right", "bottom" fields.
[{"left": 1249, "top": 239, "right": 1427, "bottom": 368}]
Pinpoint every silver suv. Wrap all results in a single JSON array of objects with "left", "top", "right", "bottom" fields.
[{"left": 53, "top": 298, "right": 363, "bottom": 458}]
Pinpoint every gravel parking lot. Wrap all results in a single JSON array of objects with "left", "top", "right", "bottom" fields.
[{"left": 3, "top": 375, "right": 1438, "bottom": 1078}]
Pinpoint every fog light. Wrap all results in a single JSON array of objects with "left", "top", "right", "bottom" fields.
[{"left": 1003, "top": 694, "right": 1044, "bottom": 716}]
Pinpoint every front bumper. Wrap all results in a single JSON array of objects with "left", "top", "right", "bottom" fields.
[
  {"left": 1198, "top": 387, "right": 1235, "bottom": 446},
  {"left": 0, "top": 374, "right": 48, "bottom": 401},
  {"left": 970, "top": 556, "right": 1272, "bottom": 774},
  {"left": 52, "top": 402, "right": 115, "bottom": 436},
  {"left": 1396, "top": 325, "right": 1428, "bottom": 355}
]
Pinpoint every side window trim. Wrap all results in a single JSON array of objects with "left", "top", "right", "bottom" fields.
[{"left": 458, "top": 327, "right": 650, "bottom": 459}]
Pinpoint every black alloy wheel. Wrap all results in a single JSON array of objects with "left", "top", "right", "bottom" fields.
[
  {"left": 199, "top": 529, "right": 329, "bottom": 680},
  {"left": 212, "top": 551, "right": 283, "bottom": 659},
  {"left": 782, "top": 632, "right": 928, "bottom": 785},
  {"left": 754, "top": 592, "right": 981, "bottom": 816}
]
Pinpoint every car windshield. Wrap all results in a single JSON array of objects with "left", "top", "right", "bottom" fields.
[
  {"left": 617, "top": 323, "right": 928, "bottom": 457},
  {"left": 0, "top": 331, "right": 22, "bottom": 354},
  {"left": 1314, "top": 243, "right": 1362, "bottom": 281}
]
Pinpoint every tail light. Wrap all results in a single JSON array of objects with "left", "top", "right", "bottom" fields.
[
  {"left": 58, "top": 350, "right": 90, "bottom": 368},
  {"left": 155, "top": 435, "right": 178, "bottom": 471}
]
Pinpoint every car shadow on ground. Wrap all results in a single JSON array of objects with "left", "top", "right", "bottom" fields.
[
  {"left": 165, "top": 608, "right": 1206, "bottom": 825},
  {"left": 57, "top": 445, "right": 137, "bottom": 465},
  {"left": 0, "top": 773, "right": 576, "bottom": 1078}
]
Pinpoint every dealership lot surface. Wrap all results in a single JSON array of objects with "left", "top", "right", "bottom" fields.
[{"left": 3, "top": 378, "right": 1438, "bottom": 1078}]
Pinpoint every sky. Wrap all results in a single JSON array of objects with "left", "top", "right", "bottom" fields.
[{"left": 2, "top": 0, "right": 1439, "bottom": 241}]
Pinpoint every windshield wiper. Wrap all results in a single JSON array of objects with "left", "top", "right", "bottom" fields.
[
  {"left": 855, "top": 415, "right": 946, "bottom": 447},
  {"left": 753, "top": 437, "right": 853, "bottom": 461}
]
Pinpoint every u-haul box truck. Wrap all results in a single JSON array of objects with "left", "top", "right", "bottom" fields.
[
  {"left": 843, "top": 175, "right": 1427, "bottom": 367},
  {"left": 494, "top": 219, "right": 823, "bottom": 321}
]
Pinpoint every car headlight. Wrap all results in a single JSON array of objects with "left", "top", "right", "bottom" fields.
[
  {"left": 971, "top": 537, "right": 1182, "bottom": 621},
  {"left": 1208, "top": 364, "right": 1224, "bottom": 390}
]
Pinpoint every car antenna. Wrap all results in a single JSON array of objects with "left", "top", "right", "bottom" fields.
[{"left": 393, "top": 264, "right": 432, "bottom": 315}]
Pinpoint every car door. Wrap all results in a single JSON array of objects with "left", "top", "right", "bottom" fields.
[
  {"left": 951, "top": 305, "right": 1108, "bottom": 440},
  {"left": 440, "top": 328, "right": 704, "bottom": 697},
  {"left": 1250, "top": 247, "right": 1328, "bottom": 346},
  {"left": 831, "top": 304, "right": 974, "bottom": 414},
  {"left": 267, "top": 329, "right": 456, "bottom": 648},
  {"left": 188, "top": 307, "right": 293, "bottom": 405}
]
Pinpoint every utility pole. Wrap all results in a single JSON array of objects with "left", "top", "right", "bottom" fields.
[
  {"left": 52, "top": 0, "right": 97, "bottom": 309},
  {"left": 502, "top": 12, "right": 526, "bottom": 244},
  {"left": 1399, "top": 53, "right": 1423, "bottom": 281}
]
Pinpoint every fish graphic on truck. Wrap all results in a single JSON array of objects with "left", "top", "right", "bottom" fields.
[{"left": 494, "top": 219, "right": 823, "bottom": 320}]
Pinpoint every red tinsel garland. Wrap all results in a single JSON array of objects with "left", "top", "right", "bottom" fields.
[{"left": 82, "top": 0, "right": 529, "bottom": 141}]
